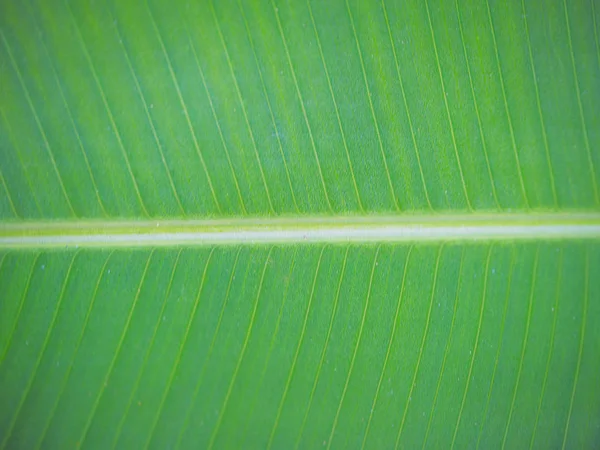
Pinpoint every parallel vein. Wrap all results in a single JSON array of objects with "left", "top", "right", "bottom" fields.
[{"left": 66, "top": 2, "right": 150, "bottom": 217}]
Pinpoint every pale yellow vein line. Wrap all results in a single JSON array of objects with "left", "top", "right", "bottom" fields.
[
  {"left": 144, "top": 248, "right": 216, "bottom": 449},
  {"left": 424, "top": 0, "right": 473, "bottom": 211},
  {"left": 110, "top": 249, "right": 182, "bottom": 450},
  {"left": 0, "top": 252, "right": 8, "bottom": 319},
  {"left": 108, "top": 11, "right": 186, "bottom": 217},
  {"left": 78, "top": 250, "right": 155, "bottom": 447},
  {"left": 345, "top": 1, "right": 399, "bottom": 211},
  {"left": 0, "top": 251, "right": 79, "bottom": 450},
  {"left": 271, "top": 0, "right": 333, "bottom": 212},
  {"left": 0, "top": 30, "right": 76, "bottom": 217},
  {"left": 381, "top": 0, "right": 432, "bottom": 211},
  {"left": 294, "top": 246, "right": 349, "bottom": 450},
  {"left": 484, "top": 0, "right": 530, "bottom": 209},
  {"left": 145, "top": 2, "right": 222, "bottom": 214},
  {"left": 26, "top": 1, "right": 108, "bottom": 217},
  {"left": 563, "top": 0, "right": 600, "bottom": 205},
  {"left": 66, "top": 1, "right": 150, "bottom": 218},
  {"left": 522, "top": 0, "right": 559, "bottom": 208},
  {"left": 0, "top": 252, "right": 8, "bottom": 273},
  {"left": 238, "top": 2, "right": 300, "bottom": 213},
  {"left": 501, "top": 245, "right": 540, "bottom": 449},
  {"left": 0, "top": 168, "right": 18, "bottom": 218},
  {"left": 455, "top": 1, "right": 501, "bottom": 210},
  {"left": 35, "top": 250, "right": 114, "bottom": 450},
  {"left": 451, "top": 245, "right": 493, "bottom": 449},
  {"left": 395, "top": 245, "right": 443, "bottom": 448},
  {"left": 307, "top": 0, "right": 364, "bottom": 212},
  {"left": 268, "top": 246, "right": 326, "bottom": 450},
  {"left": 0, "top": 106, "right": 43, "bottom": 216},
  {"left": 362, "top": 245, "right": 414, "bottom": 450},
  {"left": 211, "top": 2, "right": 275, "bottom": 214},
  {"left": 241, "top": 248, "right": 298, "bottom": 441},
  {"left": 207, "top": 247, "right": 273, "bottom": 450},
  {"left": 328, "top": 246, "right": 381, "bottom": 449},
  {"left": 475, "top": 246, "right": 516, "bottom": 450},
  {"left": 422, "top": 247, "right": 466, "bottom": 449},
  {"left": 173, "top": 248, "right": 242, "bottom": 450},
  {"left": 561, "top": 247, "right": 589, "bottom": 450},
  {"left": 529, "top": 247, "right": 563, "bottom": 449},
  {"left": 0, "top": 252, "right": 40, "bottom": 366},
  {"left": 183, "top": 23, "right": 248, "bottom": 216}
]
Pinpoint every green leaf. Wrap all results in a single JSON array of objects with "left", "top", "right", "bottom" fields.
[{"left": 0, "top": 0, "right": 599, "bottom": 448}]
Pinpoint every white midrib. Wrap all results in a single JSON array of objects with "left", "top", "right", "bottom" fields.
[{"left": 1, "top": 213, "right": 599, "bottom": 248}]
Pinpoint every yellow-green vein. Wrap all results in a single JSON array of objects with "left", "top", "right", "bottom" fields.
[
  {"left": 145, "top": 1, "right": 222, "bottom": 214},
  {"left": 173, "top": 247, "right": 243, "bottom": 450},
  {"left": 241, "top": 248, "right": 298, "bottom": 441},
  {"left": 328, "top": 245, "right": 381, "bottom": 449},
  {"left": 529, "top": 247, "right": 563, "bottom": 449},
  {"left": 271, "top": 0, "right": 333, "bottom": 212},
  {"left": 66, "top": 1, "right": 150, "bottom": 217},
  {"left": 268, "top": 246, "right": 326, "bottom": 449},
  {"left": 294, "top": 246, "right": 349, "bottom": 450},
  {"left": 307, "top": 0, "right": 364, "bottom": 212},
  {"left": 0, "top": 251, "right": 40, "bottom": 365},
  {"left": 0, "top": 250, "right": 79, "bottom": 450},
  {"left": 207, "top": 247, "right": 272, "bottom": 450},
  {"left": 211, "top": 1, "right": 275, "bottom": 214},
  {"left": 78, "top": 250, "right": 156, "bottom": 447},
  {"left": 35, "top": 250, "right": 114, "bottom": 450},
  {"left": 144, "top": 248, "right": 216, "bottom": 449},
  {"left": 422, "top": 246, "right": 465, "bottom": 449},
  {"left": 110, "top": 249, "right": 182, "bottom": 449},
  {"left": 561, "top": 247, "right": 589, "bottom": 449},
  {"left": 0, "top": 29, "right": 76, "bottom": 217},
  {"left": 395, "top": 245, "right": 443, "bottom": 448},
  {"left": 361, "top": 245, "right": 414, "bottom": 450},
  {"left": 451, "top": 244, "right": 493, "bottom": 448},
  {"left": 501, "top": 245, "right": 540, "bottom": 448}
]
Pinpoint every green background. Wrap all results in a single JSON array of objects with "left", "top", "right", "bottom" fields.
[{"left": 1, "top": 0, "right": 599, "bottom": 448}]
